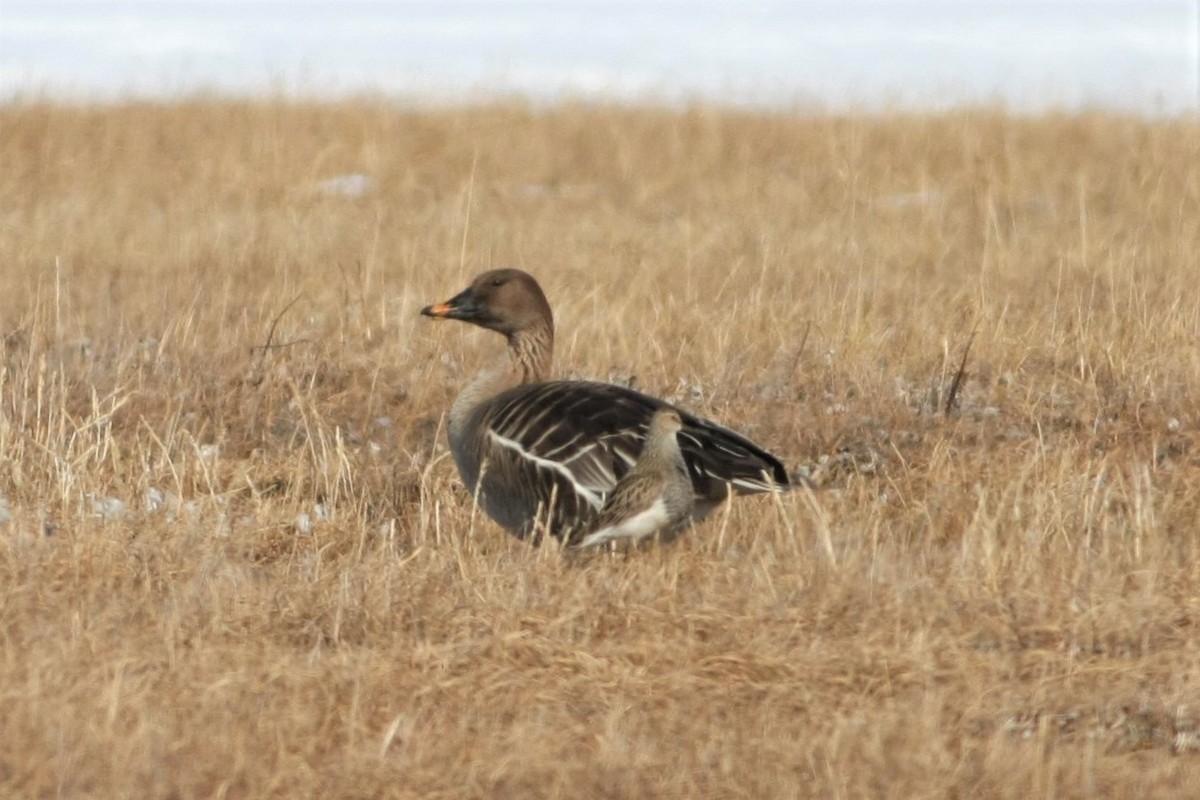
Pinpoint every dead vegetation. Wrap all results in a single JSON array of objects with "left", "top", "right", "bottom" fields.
[{"left": 1, "top": 99, "right": 1199, "bottom": 798}]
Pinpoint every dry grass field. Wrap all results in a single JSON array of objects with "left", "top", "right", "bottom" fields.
[{"left": 1, "top": 99, "right": 1199, "bottom": 798}]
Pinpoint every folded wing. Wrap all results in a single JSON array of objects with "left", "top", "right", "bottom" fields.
[{"left": 469, "top": 380, "right": 789, "bottom": 539}]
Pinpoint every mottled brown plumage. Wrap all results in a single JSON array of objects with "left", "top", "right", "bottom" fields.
[{"left": 572, "top": 408, "right": 694, "bottom": 548}]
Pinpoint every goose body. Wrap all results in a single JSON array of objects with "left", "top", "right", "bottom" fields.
[{"left": 422, "top": 269, "right": 789, "bottom": 542}]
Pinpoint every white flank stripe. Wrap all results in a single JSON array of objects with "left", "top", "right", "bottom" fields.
[
  {"left": 614, "top": 447, "right": 638, "bottom": 467},
  {"left": 577, "top": 499, "right": 669, "bottom": 548},
  {"left": 542, "top": 431, "right": 584, "bottom": 459},
  {"left": 515, "top": 405, "right": 557, "bottom": 445},
  {"left": 563, "top": 440, "right": 598, "bottom": 463},
  {"left": 564, "top": 443, "right": 618, "bottom": 486},
  {"left": 487, "top": 429, "right": 605, "bottom": 510},
  {"left": 730, "top": 473, "right": 785, "bottom": 493},
  {"left": 528, "top": 420, "right": 563, "bottom": 451}
]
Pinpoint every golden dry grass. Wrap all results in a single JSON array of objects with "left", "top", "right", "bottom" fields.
[{"left": 1, "top": 99, "right": 1199, "bottom": 798}]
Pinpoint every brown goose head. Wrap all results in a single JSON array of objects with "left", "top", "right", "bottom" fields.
[{"left": 421, "top": 269, "right": 554, "bottom": 338}]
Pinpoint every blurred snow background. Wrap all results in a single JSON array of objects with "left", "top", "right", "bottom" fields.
[{"left": 1, "top": 0, "right": 1197, "bottom": 113}]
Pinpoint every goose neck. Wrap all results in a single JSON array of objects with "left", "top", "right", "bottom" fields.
[{"left": 508, "top": 324, "right": 553, "bottom": 383}]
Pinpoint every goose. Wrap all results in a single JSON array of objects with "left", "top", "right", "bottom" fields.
[
  {"left": 420, "top": 268, "right": 789, "bottom": 542},
  {"left": 572, "top": 407, "right": 694, "bottom": 548}
]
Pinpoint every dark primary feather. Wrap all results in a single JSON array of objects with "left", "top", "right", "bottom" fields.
[{"left": 462, "top": 379, "right": 790, "bottom": 539}]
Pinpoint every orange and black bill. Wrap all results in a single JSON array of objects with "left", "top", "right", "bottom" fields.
[{"left": 420, "top": 287, "right": 478, "bottom": 321}]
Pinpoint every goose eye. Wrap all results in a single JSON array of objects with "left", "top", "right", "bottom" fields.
[{"left": 490, "top": 278, "right": 506, "bottom": 287}]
